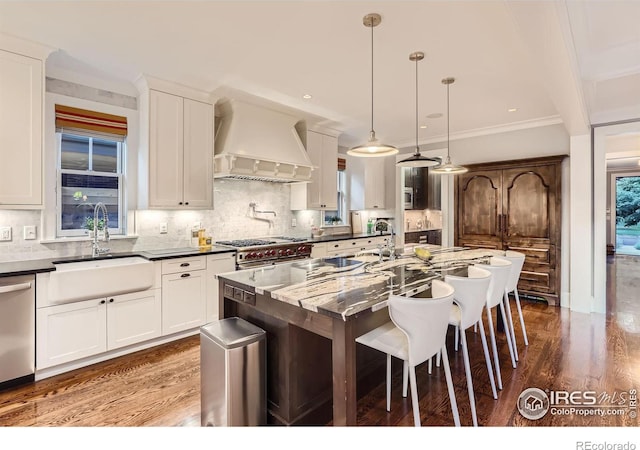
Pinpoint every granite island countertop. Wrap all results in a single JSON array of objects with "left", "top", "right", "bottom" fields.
[{"left": 218, "top": 247, "right": 503, "bottom": 320}]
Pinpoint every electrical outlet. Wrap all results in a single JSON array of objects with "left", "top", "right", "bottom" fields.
[
  {"left": 23, "top": 225, "right": 37, "bottom": 240},
  {"left": 291, "top": 218, "right": 297, "bottom": 227},
  {"left": 0, "top": 226, "right": 11, "bottom": 242},
  {"left": 159, "top": 223, "right": 168, "bottom": 234}
]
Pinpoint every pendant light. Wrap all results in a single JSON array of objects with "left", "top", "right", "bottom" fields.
[
  {"left": 431, "top": 77, "right": 468, "bottom": 174},
  {"left": 397, "top": 51, "right": 441, "bottom": 168},
  {"left": 347, "top": 13, "right": 398, "bottom": 157}
]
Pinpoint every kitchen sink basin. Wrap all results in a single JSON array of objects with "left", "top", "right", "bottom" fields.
[{"left": 48, "top": 256, "right": 155, "bottom": 304}]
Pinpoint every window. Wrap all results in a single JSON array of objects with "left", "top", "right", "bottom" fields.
[
  {"left": 55, "top": 105, "right": 127, "bottom": 237},
  {"left": 323, "top": 169, "right": 348, "bottom": 226}
]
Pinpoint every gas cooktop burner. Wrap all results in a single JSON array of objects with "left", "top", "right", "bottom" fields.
[
  {"left": 273, "top": 236, "right": 308, "bottom": 242},
  {"left": 216, "top": 239, "right": 276, "bottom": 247}
]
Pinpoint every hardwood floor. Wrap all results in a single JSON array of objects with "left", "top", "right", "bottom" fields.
[{"left": 1, "top": 256, "right": 638, "bottom": 427}]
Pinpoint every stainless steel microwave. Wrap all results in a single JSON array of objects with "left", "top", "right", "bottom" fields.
[{"left": 404, "top": 187, "right": 413, "bottom": 209}]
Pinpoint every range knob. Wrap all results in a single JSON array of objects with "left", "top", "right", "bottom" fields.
[
  {"left": 278, "top": 249, "right": 285, "bottom": 256},
  {"left": 268, "top": 250, "right": 276, "bottom": 256},
  {"left": 257, "top": 252, "right": 264, "bottom": 258},
  {"left": 286, "top": 249, "right": 294, "bottom": 256}
]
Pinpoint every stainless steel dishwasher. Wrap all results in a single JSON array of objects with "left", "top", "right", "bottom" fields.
[{"left": 0, "top": 274, "right": 35, "bottom": 389}]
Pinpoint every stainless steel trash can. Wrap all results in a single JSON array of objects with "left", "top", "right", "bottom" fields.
[{"left": 200, "top": 317, "right": 266, "bottom": 426}]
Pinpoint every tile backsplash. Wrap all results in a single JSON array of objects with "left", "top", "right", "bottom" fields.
[{"left": 0, "top": 179, "right": 322, "bottom": 262}]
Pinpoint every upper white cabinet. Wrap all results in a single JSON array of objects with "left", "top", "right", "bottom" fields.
[
  {"left": 349, "top": 156, "right": 386, "bottom": 210},
  {"left": 291, "top": 129, "right": 338, "bottom": 210},
  {"left": 137, "top": 76, "right": 213, "bottom": 209},
  {"left": 0, "top": 37, "right": 53, "bottom": 209}
]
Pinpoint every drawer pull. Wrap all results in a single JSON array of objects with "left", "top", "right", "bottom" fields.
[
  {"left": 100, "top": 300, "right": 106, "bottom": 304},
  {"left": 180, "top": 262, "right": 190, "bottom": 267},
  {"left": 181, "top": 273, "right": 191, "bottom": 278}
]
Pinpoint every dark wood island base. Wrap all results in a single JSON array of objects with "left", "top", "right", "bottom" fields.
[{"left": 220, "top": 281, "right": 391, "bottom": 426}]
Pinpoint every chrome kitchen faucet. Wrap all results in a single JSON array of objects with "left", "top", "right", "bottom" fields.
[{"left": 92, "top": 202, "right": 110, "bottom": 258}]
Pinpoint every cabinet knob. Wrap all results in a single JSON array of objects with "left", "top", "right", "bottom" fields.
[
  {"left": 185, "top": 202, "right": 189, "bottom": 205},
  {"left": 109, "top": 298, "right": 114, "bottom": 303},
  {"left": 181, "top": 273, "right": 191, "bottom": 278},
  {"left": 100, "top": 300, "right": 106, "bottom": 304},
  {"left": 179, "top": 202, "right": 183, "bottom": 205},
  {"left": 180, "top": 262, "right": 190, "bottom": 267}
]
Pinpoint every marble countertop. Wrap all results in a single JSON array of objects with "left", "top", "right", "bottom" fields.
[{"left": 218, "top": 247, "right": 503, "bottom": 320}]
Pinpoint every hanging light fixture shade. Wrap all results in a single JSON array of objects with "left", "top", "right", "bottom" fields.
[
  {"left": 397, "top": 51, "right": 441, "bottom": 168},
  {"left": 431, "top": 77, "right": 468, "bottom": 174},
  {"left": 347, "top": 13, "right": 398, "bottom": 157}
]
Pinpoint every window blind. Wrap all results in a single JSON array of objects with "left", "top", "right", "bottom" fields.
[{"left": 55, "top": 104, "right": 127, "bottom": 141}]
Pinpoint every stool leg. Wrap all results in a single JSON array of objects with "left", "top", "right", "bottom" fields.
[
  {"left": 486, "top": 306, "right": 503, "bottom": 390},
  {"left": 499, "top": 300, "right": 517, "bottom": 369},
  {"left": 402, "top": 360, "right": 409, "bottom": 398},
  {"left": 478, "top": 316, "right": 497, "bottom": 400},
  {"left": 514, "top": 289, "right": 529, "bottom": 346},
  {"left": 504, "top": 291, "right": 519, "bottom": 362},
  {"left": 436, "top": 349, "right": 441, "bottom": 367},
  {"left": 386, "top": 354, "right": 392, "bottom": 412},
  {"left": 409, "top": 365, "right": 421, "bottom": 427},
  {"left": 428, "top": 357, "right": 432, "bottom": 374},
  {"left": 441, "top": 346, "right": 460, "bottom": 427},
  {"left": 454, "top": 325, "right": 459, "bottom": 351},
  {"left": 460, "top": 329, "right": 478, "bottom": 427}
]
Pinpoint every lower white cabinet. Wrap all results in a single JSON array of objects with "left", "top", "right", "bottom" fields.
[
  {"left": 205, "top": 252, "right": 236, "bottom": 323},
  {"left": 162, "top": 269, "right": 207, "bottom": 335},
  {"left": 107, "top": 289, "right": 162, "bottom": 350},
  {"left": 36, "top": 288, "right": 161, "bottom": 369}
]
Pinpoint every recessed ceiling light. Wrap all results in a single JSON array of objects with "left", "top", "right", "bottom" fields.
[
  {"left": 426, "top": 113, "right": 443, "bottom": 119},
  {"left": 508, "top": 108, "right": 518, "bottom": 112},
  {"left": 302, "top": 94, "right": 312, "bottom": 99},
  {"left": 420, "top": 125, "right": 427, "bottom": 129}
]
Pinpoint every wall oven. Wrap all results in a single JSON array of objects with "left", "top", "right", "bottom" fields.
[{"left": 403, "top": 187, "right": 414, "bottom": 210}]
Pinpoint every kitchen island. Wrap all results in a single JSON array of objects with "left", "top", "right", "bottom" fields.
[{"left": 217, "top": 248, "right": 499, "bottom": 426}]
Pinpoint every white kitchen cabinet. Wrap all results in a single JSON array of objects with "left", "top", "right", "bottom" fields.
[
  {"left": 37, "top": 298, "right": 107, "bottom": 369},
  {"left": 310, "top": 242, "right": 327, "bottom": 258},
  {"left": 36, "top": 288, "right": 162, "bottom": 369},
  {"left": 349, "top": 156, "right": 386, "bottom": 210},
  {"left": 137, "top": 76, "right": 214, "bottom": 210},
  {"left": 106, "top": 289, "right": 162, "bottom": 350},
  {"left": 0, "top": 49, "right": 43, "bottom": 208},
  {"left": 162, "top": 261, "right": 207, "bottom": 335},
  {"left": 290, "top": 130, "right": 338, "bottom": 210},
  {"left": 205, "top": 252, "right": 236, "bottom": 323}
]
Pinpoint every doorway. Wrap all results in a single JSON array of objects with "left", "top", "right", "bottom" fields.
[{"left": 613, "top": 174, "right": 640, "bottom": 256}]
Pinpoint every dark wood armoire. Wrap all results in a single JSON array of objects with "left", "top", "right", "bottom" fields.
[{"left": 454, "top": 155, "right": 566, "bottom": 305}]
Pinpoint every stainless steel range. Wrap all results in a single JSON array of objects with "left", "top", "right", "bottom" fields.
[{"left": 216, "top": 237, "right": 313, "bottom": 269}]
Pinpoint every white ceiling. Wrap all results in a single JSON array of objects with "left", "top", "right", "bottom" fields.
[{"left": 1, "top": 1, "right": 639, "bottom": 149}]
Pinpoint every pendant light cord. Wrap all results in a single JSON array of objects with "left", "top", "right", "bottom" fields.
[
  {"left": 370, "top": 20, "right": 374, "bottom": 135},
  {"left": 446, "top": 81, "right": 450, "bottom": 159},
  {"left": 415, "top": 56, "right": 419, "bottom": 154}
]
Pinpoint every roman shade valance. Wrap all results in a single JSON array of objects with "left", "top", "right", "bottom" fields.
[
  {"left": 338, "top": 157, "right": 346, "bottom": 171},
  {"left": 55, "top": 104, "right": 127, "bottom": 141}
]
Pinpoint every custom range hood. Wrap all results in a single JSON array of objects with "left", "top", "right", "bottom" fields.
[{"left": 214, "top": 99, "right": 314, "bottom": 182}]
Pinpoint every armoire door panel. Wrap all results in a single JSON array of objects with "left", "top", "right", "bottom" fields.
[
  {"left": 503, "top": 168, "right": 553, "bottom": 239},
  {"left": 458, "top": 170, "right": 502, "bottom": 242}
]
